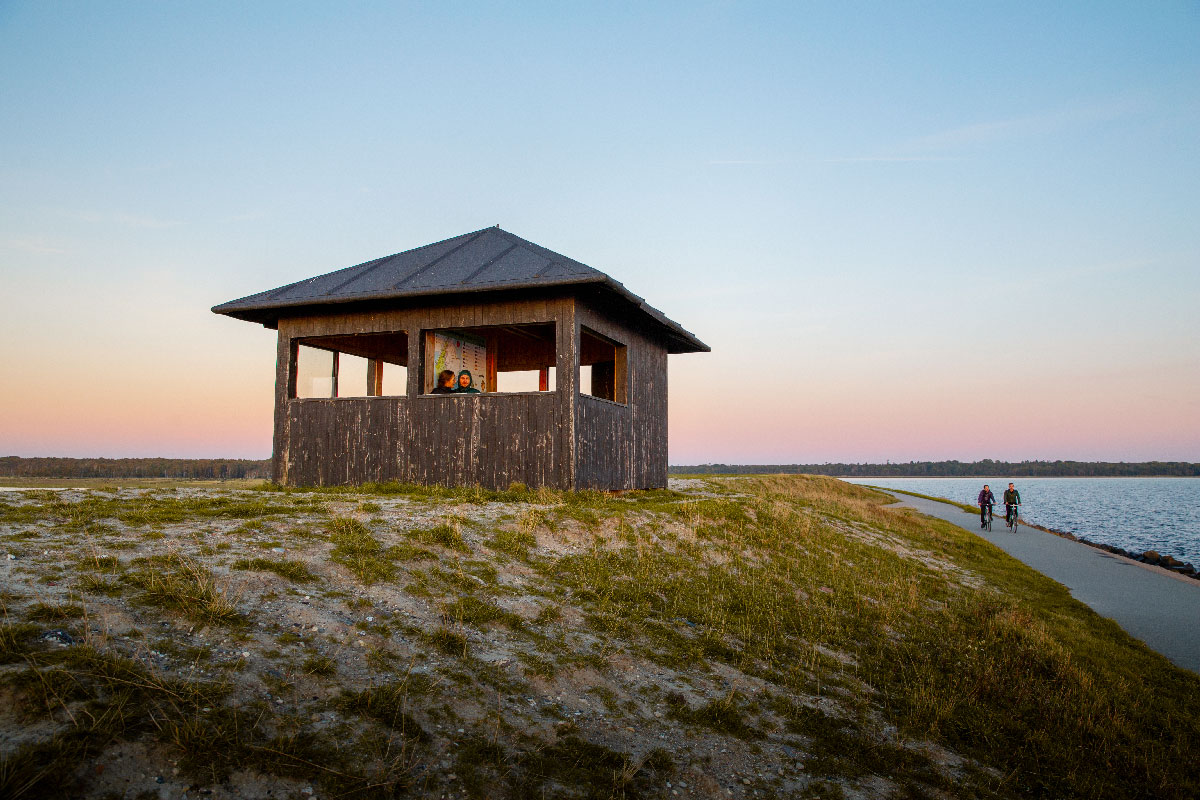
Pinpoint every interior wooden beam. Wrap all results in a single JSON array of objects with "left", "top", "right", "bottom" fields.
[
  {"left": 485, "top": 333, "right": 499, "bottom": 393},
  {"left": 366, "top": 358, "right": 383, "bottom": 396}
]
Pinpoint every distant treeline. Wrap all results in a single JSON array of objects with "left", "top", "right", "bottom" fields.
[
  {"left": 670, "top": 460, "right": 1200, "bottom": 477},
  {"left": 0, "top": 457, "right": 272, "bottom": 480}
]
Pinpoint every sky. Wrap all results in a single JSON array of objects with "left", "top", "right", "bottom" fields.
[{"left": 1, "top": 1, "right": 1198, "bottom": 464}]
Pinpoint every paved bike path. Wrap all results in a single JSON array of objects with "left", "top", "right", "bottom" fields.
[{"left": 881, "top": 491, "right": 1200, "bottom": 674}]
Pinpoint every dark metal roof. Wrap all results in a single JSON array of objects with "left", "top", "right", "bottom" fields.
[{"left": 212, "top": 226, "right": 708, "bottom": 353}]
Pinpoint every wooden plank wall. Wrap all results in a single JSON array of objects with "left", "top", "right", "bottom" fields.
[
  {"left": 272, "top": 294, "right": 670, "bottom": 490},
  {"left": 274, "top": 296, "right": 568, "bottom": 488},
  {"left": 282, "top": 394, "right": 557, "bottom": 488},
  {"left": 575, "top": 302, "right": 669, "bottom": 489}
]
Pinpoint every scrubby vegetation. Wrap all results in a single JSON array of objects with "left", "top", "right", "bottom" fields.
[{"left": 0, "top": 476, "right": 1196, "bottom": 798}]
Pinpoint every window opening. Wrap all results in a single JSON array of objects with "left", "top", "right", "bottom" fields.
[
  {"left": 580, "top": 327, "right": 627, "bottom": 404},
  {"left": 291, "top": 331, "right": 409, "bottom": 398},
  {"left": 496, "top": 368, "right": 556, "bottom": 393},
  {"left": 381, "top": 362, "right": 407, "bottom": 396},
  {"left": 423, "top": 323, "right": 556, "bottom": 394},
  {"left": 296, "top": 345, "right": 334, "bottom": 398},
  {"left": 336, "top": 354, "right": 369, "bottom": 397}
]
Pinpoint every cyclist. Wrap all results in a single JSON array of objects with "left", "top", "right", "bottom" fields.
[
  {"left": 977, "top": 484, "right": 995, "bottom": 529},
  {"left": 1003, "top": 482, "right": 1021, "bottom": 530}
]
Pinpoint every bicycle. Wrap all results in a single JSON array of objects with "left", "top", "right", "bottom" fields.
[
  {"left": 983, "top": 505, "right": 994, "bottom": 532},
  {"left": 1006, "top": 505, "right": 1019, "bottom": 532}
]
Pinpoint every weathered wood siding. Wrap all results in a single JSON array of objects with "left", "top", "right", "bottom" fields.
[
  {"left": 272, "top": 293, "right": 670, "bottom": 490},
  {"left": 574, "top": 301, "right": 669, "bottom": 489},
  {"left": 274, "top": 296, "right": 570, "bottom": 488},
  {"left": 576, "top": 396, "right": 631, "bottom": 489},
  {"left": 284, "top": 397, "right": 409, "bottom": 485},
  {"left": 281, "top": 394, "right": 558, "bottom": 488}
]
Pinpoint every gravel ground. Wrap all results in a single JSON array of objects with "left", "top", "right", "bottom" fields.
[{"left": 0, "top": 480, "right": 961, "bottom": 799}]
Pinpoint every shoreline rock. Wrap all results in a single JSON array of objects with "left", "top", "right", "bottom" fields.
[{"left": 1024, "top": 523, "right": 1200, "bottom": 580}]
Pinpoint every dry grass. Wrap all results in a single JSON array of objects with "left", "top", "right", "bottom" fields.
[{"left": 0, "top": 477, "right": 1197, "bottom": 799}]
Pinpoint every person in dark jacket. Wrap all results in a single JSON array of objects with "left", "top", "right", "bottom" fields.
[
  {"left": 454, "top": 370, "right": 481, "bottom": 394},
  {"left": 977, "top": 485, "right": 995, "bottom": 528},
  {"left": 430, "top": 370, "right": 456, "bottom": 394},
  {"left": 1003, "top": 483, "right": 1021, "bottom": 526}
]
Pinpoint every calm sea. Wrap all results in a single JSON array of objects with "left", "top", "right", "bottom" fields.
[{"left": 843, "top": 477, "right": 1200, "bottom": 566}]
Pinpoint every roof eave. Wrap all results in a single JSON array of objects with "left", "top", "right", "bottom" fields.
[{"left": 212, "top": 274, "right": 709, "bottom": 353}]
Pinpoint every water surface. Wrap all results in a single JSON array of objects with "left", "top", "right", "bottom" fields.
[{"left": 844, "top": 477, "right": 1200, "bottom": 566}]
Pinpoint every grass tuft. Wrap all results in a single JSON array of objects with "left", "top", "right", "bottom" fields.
[
  {"left": 413, "top": 523, "right": 469, "bottom": 552},
  {"left": 427, "top": 627, "right": 469, "bottom": 657},
  {"left": 335, "top": 682, "right": 431, "bottom": 742},
  {"left": 327, "top": 518, "right": 396, "bottom": 584},
  {"left": 231, "top": 556, "right": 319, "bottom": 583},
  {"left": 25, "top": 602, "right": 86, "bottom": 622},
  {"left": 124, "top": 552, "right": 243, "bottom": 626}
]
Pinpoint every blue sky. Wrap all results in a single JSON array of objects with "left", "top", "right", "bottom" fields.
[{"left": 2, "top": 1, "right": 1198, "bottom": 462}]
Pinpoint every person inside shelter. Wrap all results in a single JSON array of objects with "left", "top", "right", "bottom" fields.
[
  {"left": 430, "top": 370, "right": 456, "bottom": 394},
  {"left": 454, "top": 370, "right": 481, "bottom": 394}
]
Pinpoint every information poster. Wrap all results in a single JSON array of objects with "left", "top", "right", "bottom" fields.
[{"left": 430, "top": 331, "right": 487, "bottom": 392}]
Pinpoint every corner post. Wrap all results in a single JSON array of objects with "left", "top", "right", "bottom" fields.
[
  {"left": 272, "top": 329, "right": 297, "bottom": 485},
  {"left": 556, "top": 297, "right": 579, "bottom": 490}
]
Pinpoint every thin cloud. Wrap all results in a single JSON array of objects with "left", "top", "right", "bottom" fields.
[
  {"left": 65, "top": 209, "right": 182, "bottom": 228},
  {"left": 224, "top": 210, "right": 267, "bottom": 223},
  {"left": 3, "top": 237, "right": 68, "bottom": 255},
  {"left": 822, "top": 156, "right": 964, "bottom": 163},
  {"left": 111, "top": 212, "right": 182, "bottom": 229},
  {"left": 903, "top": 97, "right": 1141, "bottom": 154},
  {"left": 832, "top": 96, "right": 1144, "bottom": 164}
]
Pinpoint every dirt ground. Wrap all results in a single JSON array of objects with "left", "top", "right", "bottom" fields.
[{"left": 0, "top": 479, "right": 964, "bottom": 800}]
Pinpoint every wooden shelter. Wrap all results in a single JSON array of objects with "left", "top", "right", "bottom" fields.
[{"left": 212, "top": 226, "right": 708, "bottom": 490}]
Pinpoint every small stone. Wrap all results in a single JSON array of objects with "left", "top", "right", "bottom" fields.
[
  {"left": 743, "top": 778, "right": 751, "bottom": 785},
  {"left": 302, "top": 787, "right": 314, "bottom": 796},
  {"left": 241, "top": 651, "right": 250, "bottom": 658},
  {"left": 40, "top": 629, "right": 75, "bottom": 647}
]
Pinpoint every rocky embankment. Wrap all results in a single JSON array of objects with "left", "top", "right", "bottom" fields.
[{"left": 1023, "top": 522, "right": 1200, "bottom": 580}]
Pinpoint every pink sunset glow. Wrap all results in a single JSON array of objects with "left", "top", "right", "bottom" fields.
[{"left": 2, "top": 4, "right": 1198, "bottom": 465}]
